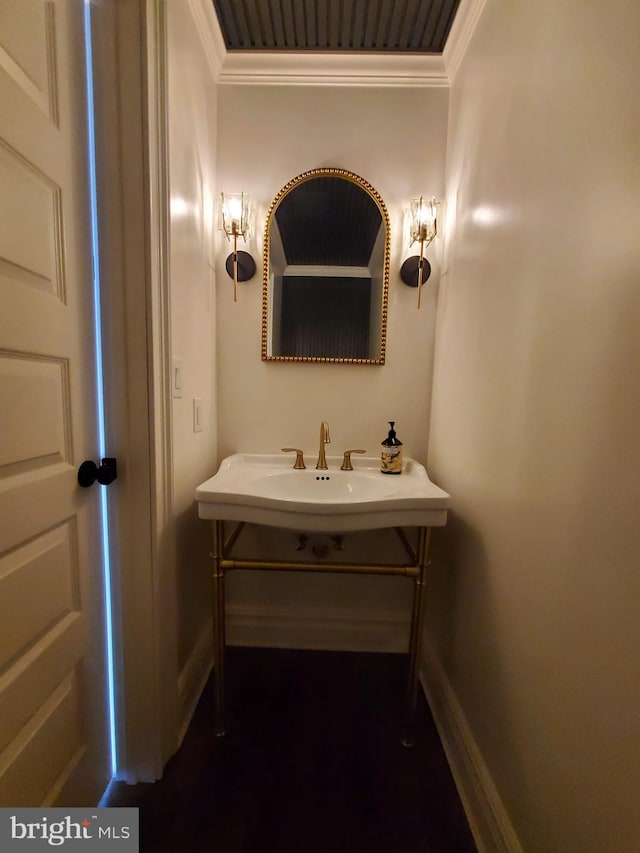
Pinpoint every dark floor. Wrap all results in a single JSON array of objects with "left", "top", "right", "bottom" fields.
[{"left": 106, "top": 647, "right": 476, "bottom": 853}]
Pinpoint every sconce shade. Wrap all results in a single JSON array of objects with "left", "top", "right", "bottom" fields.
[
  {"left": 400, "top": 256, "right": 431, "bottom": 288},
  {"left": 224, "top": 250, "right": 256, "bottom": 282},
  {"left": 218, "top": 191, "right": 252, "bottom": 240},
  {"left": 408, "top": 196, "right": 439, "bottom": 246}
]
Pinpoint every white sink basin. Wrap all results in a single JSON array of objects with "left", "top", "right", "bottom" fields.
[{"left": 196, "top": 453, "right": 450, "bottom": 532}]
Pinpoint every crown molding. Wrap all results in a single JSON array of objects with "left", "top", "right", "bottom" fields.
[
  {"left": 186, "top": 0, "right": 226, "bottom": 81},
  {"left": 218, "top": 51, "right": 448, "bottom": 87},
  {"left": 443, "top": 0, "right": 486, "bottom": 82},
  {"left": 189, "top": 0, "right": 484, "bottom": 88}
]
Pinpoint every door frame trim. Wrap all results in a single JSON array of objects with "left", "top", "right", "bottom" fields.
[
  {"left": 91, "top": 0, "right": 177, "bottom": 782},
  {"left": 143, "top": 0, "right": 179, "bottom": 773}
]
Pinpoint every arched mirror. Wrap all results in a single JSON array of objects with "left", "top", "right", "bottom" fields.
[{"left": 262, "top": 168, "right": 390, "bottom": 364}]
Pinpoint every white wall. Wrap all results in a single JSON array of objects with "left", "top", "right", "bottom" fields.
[
  {"left": 167, "top": 1, "right": 218, "bottom": 690},
  {"left": 429, "top": 0, "right": 640, "bottom": 849},
  {"left": 215, "top": 84, "right": 449, "bottom": 648},
  {"left": 216, "top": 85, "right": 448, "bottom": 461}
]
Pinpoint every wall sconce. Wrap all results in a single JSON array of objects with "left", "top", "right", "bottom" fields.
[
  {"left": 400, "top": 196, "right": 440, "bottom": 309},
  {"left": 218, "top": 191, "right": 256, "bottom": 301}
]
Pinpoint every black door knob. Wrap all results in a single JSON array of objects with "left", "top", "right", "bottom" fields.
[{"left": 78, "top": 457, "right": 118, "bottom": 487}]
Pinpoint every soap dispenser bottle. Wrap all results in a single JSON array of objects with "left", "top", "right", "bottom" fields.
[{"left": 380, "top": 421, "right": 403, "bottom": 474}]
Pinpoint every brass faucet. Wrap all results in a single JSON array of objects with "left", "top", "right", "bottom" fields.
[{"left": 316, "top": 420, "right": 331, "bottom": 469}]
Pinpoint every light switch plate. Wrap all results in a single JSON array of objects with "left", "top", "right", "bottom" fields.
[
  {"left": 193, "top": 397, "right": 203, "bottom": 432},
  {"left": 172, "top": 357, "right": 183, "bottom": 398}
]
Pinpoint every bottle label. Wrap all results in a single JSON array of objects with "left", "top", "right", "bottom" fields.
[{"left": 381, "top": 446, "right": 403, "bottom": 474}]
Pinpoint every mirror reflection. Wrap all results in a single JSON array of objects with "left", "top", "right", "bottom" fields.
[{"left": 262, "top": 169, "right": 390, "bottom": 364}]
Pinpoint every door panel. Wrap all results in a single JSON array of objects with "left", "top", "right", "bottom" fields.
[
  {"left": 0, "top": 354, "right": 69, "bottom": 473},
  {"left": 0, "top": 0, "right": 110, "bottom": 805},
  {"left": 0, "top": 142, "right": 63, "bottom": 298},
  {"left": 0, "top": 0, "right": 58, "bottom": 122}
]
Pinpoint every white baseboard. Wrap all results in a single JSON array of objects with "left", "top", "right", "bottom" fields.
[
  {"left": 177, "top": 622, "right": 213, "bottom": 745},
  {"left": 420, "top": 643, "right": 524, "bottom": 853},
  {"left": 226, "top": 604, "right": 410, "bottom": 653}
]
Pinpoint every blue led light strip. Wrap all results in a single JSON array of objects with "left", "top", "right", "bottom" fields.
[{"left": 84, "top": 0, "right": 118, "bottom": 778}]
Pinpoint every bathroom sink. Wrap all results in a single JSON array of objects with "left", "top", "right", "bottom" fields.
[{"left": 196, "top": 453, "right": 450, "bottom": 532}]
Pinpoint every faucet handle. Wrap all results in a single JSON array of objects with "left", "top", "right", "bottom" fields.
[
  {"left": 281, "top": 448, "right": 306, "bottom": 469},
  {"left": 340, "top": 449, "right": 367, "bottom": 471}
]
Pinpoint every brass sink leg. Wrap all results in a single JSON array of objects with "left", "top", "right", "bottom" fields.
[
  {"left": 212, "top": 519, "right": 226, "bottom": 736},
  {"left": 402, "top": 526, "right": 431, "bottom": 748}
]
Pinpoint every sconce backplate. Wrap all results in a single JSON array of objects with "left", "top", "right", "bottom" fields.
[
  {"left": 225, "top": 250, "right": 256, "bottom": 282},
  {"left": 400, "top": 256, "right": 432, "bottom": 288}
]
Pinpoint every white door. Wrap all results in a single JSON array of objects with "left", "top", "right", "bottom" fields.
[{"left": 0, "top": 0, "right": 111, "bottom": 805}]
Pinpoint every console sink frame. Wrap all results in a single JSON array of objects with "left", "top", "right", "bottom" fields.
[{"left": 207, "top": 518, "right": 436, "bottom": 748}]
